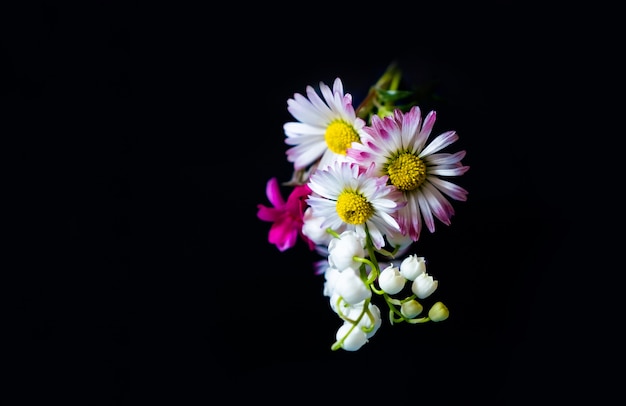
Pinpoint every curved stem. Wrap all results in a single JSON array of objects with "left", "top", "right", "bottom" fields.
[{"left": 331, "top": 298, "right": 372, "bottom": 351}]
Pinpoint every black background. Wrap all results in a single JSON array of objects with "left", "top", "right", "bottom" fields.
[{"left": 5, "top": 1, "right": 612, "bottom": 405}]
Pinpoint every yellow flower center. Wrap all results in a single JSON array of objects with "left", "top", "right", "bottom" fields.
[
  {"left": 336, "top": 191, "right": 374, "bottom": 225},
  {"left": 325, "top": 120, "right": 360, "bottom": 155},
  {"left": 386, "top": 152, "right": 426, "bottom": 191}
]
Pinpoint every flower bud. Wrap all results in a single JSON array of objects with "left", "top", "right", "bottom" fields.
[
  {"left": 378, "top": 264, "right": 405, "bottom": 294},
  {"left": 336, "top": 322, "right": 368, "bottom": 351},
  {"left": 335, "top": 267, "right": 371, "bottom": 305},
  {"left": 428, "top": 301, "right": 449, "bottom": 322},
  {"left": 400, "top": 255, "right": 426, "bottom": 281},
  {"left": 400, "top": 299, "right": 423, "bottom": 318},
  {"left": 328, "top": 231, "right": 365, "bottom": 271},
  {"left": 411, "top": 272, "right": 438, "bottom": 299}
]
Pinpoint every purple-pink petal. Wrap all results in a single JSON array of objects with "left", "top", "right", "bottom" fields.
[
  {"left": 265, "top": 177, "right": 285, "bottom": 208},
  {"left": 256, "top": 205, "right": 280, "bottom": 222},
  {"left": 268, "top": 222, "right": 298, "bottom": 252}
]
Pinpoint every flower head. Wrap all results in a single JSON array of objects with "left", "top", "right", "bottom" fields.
[
  {"left": 306, "top": 160, "right": 405, "bottom": 250},
  {"left": 327, "top": 230, "right": 366, "bottom": 271},
  {"left": 335, "top": 322, "right": 368, "bottom": 351},
  {"left": 284, "top": 78, "right": 368, "bottom": 172},
  {"left": 334, "top": 267, "right": 371, "bottom": 305},
  {"left": 411, "top": 272, "right": 438, "bottom": 299},
  {"left": 378, "top": 264, "right": 405, "bottom": 294},
  {"left": 302, "top": 207, "right": 346, "bottom": 247},
  {"left": 400, "top": 254, "right": 426, "bottom": 281},
  {"left": 345, "top": 302, "right": 382, "bottom": 338},
  {"left": 347, "top": 106, "right": 469, "bottom": 241},
  {"left": 257, "top": 177, "right": 314, "bottom": 252}
]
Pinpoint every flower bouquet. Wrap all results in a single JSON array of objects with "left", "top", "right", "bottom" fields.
[{"left": 257, "top": 62, "right": 469, "bottom": 351}]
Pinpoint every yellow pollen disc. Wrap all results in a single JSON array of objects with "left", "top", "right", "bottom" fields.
[
  {"left": 325, "top": 120, "right": 360, "bottom": 155},
  {"left": 387, "top": 152, "right": 426, "bottom": 191},
  {"left": 336, "top": 191, "right": 374, "bottom": 225}
]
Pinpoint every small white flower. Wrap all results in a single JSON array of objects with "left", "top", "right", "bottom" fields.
[
  {"left": 344, "top": 302, "right": 382, "bottom": 338},
  {"left": 328, "top": 291, "right": 342, "bottom": 314},
  {"left": 378, "top": 264, "right": 405, "bottom": 294},
  {"left": 411, "top": 272, "right": 438, "bottom": 299},
  {"left": 323, "top": 266, "right": 342, "bottom": 297},
  {"left": 400, "top": 254, "right": 426, "bottom": 281},
  {"left": 327, "top": 230, "right": 365, "bottom": 271},
  {"left": 384, "top": 230, "right": 414, "bottom": 257},
  {"left": 335, "top": 322, "right": 368, "bottom": 351},
  {"left": 335, "top": 267, "right": 371, "bottom": 305},
  {"left": 302, "top": 207, "right": 343, "bottom": 247}
]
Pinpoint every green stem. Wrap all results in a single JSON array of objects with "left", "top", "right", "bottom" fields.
[
  {"left": 352, "top": 256, "right": 378, "bottom": 285},
  {"left": 326, "top": 228, "right": 341, "bottom": 239},
  {"left": 355, "top": 61, "right": 401, "bottom": 120},
  {"left": 331, "top": 298, "right": 372, "bottom": 351},
  {"left": 406, "top": 317, "right": 431, "bottom": 324}
]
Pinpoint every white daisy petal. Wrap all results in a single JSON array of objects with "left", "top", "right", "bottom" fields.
[{"left": 419, "top": 131, "right": 458, "bottom": 157}]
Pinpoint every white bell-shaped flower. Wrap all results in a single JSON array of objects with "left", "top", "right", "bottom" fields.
[
  {"left": 411, "top": 272, "right": 438, "bottom": 299},
  {"left": 302, "top": 207, "right": 336, "bottom": 247},
  {"left": 335, "top": 267, "right": 371, "bottom": 305},
  {"left": 328, "top": 230, "right": 365, "bottom": 271},
  {"left": 401, "top": 299, "right": 424, "bottom": 318},
  {"left": 378, "top": 264, "right": 405, "bottom": 294},
  {"left": 400, "top": 255, "right": 426, "bottom": 281},
  {"left": 385, "top": 231, "right": 414, "bottom": 257},
  {"left": 344, "top": 302, "right": 382, "bottom": 338},
  {"left": 328, "top": 291, "right": 342, "bottom": 314},
  {"left": 335, "top": 322, "right": 368, "bottom": 351},
  {"left": 323, "top": 266, "right": 342, "bottom": 297}
]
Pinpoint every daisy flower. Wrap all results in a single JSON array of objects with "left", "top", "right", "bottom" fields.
[
  {"left": 284, "top": 78, "right": 368, "bottom": 173},
  {"left": 306, "top": 160, "right": 405, "bottom": 250},
  {"left": 347, "top": 106, "right": 469, "bottom": 241}
]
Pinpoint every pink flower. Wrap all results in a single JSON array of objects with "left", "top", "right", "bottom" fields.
[{"left": 257, "top": 177, "right": 314, "bottom": 252}]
